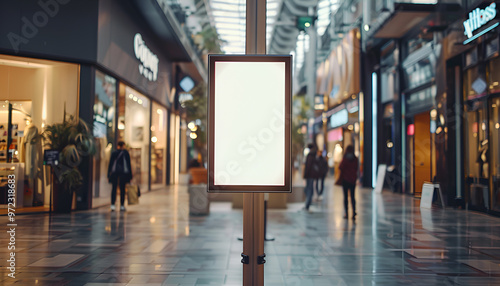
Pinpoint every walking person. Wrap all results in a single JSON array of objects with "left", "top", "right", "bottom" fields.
[
  {"left": 338, "top": 145, "right": 358, "bottom": 219},
  {"left": 108, "top": 141, "right": 133, "bottom": 212},
  {"left": 315, "top": 150, "right": 328, "bottom": 201},
  {"left": 303, "top": 143, "right": 320, "bottom": 212}
]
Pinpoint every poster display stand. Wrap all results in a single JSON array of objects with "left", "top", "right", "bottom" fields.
[{"left": 374, "top": 164, "right": 387, "bottom": 194}]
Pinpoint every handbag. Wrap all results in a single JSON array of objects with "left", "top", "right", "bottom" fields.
[
  {"left": 126, "top": 184, "right": 139, "bottom": 205},
  {"left": 335, "top": 172, "right": 343, "bottom": 186}
]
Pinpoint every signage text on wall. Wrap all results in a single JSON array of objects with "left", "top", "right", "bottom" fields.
[
  {"left": 134, "top": 33, "right": 159, "bottom": 81},
  {"left": 463, "top": 3, "right": 498, "bottom": 45}
]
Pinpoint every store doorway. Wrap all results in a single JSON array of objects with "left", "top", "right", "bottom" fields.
[
  {"left": 464, "top": 101, "right": 489, "bottom": 210},
  {"left": 491, "top": 97, "right": 500, "bottom": 212},
  {"left": 413, "top": 112, "right": 431, "bottom": 197}
]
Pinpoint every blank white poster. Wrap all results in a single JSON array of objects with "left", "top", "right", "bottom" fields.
[{"left": 213, "top": 61, "right": 286, "bottom": 186}]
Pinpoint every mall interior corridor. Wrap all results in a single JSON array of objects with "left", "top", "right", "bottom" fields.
[{"left": 2, "top": 178, "right": 500, "bottom": 286}]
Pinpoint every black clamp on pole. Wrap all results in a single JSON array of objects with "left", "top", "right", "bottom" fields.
[
  {"left": 257, "top": 253, "right": 266, "bottom": 265},
  {"left": 241, "top": 253, "right": 249, "bottom": 264}
]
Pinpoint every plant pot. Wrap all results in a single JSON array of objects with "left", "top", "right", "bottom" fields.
[{"left": 52, "top": 180, "right": 73, "bottom": 213}]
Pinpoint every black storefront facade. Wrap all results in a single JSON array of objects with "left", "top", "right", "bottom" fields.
[
  {"left": 362, "top": 1, "right": 463, "bottom": 204},
  {"left": 0, "top": 0, "right": 200, "bottom": 212},
  {"left": 444, "top": 1, "right": 500, "bottom": 215},
  {"left": 363, "top": 0, "right": 500, "bottom": 216}
]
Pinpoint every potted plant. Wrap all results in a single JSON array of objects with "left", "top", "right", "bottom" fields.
[{"left": 42, "top": 115, "right": 96, "bottom": 213}]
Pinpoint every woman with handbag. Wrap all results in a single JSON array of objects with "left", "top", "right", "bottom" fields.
[
  {"left": 107, "top": 141, "right": 133, "bottom": 211},
  {"left": 338, "top": 145, "right": 358, "bottom": 219}
]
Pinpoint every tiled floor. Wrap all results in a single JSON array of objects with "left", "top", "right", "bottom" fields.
[{"left": 2, "top": 178, "right": 500, "bottom": 285}]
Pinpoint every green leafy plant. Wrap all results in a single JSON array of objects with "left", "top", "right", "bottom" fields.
[
  {"left": 43, "top": 115, "right": 96, "bottom": 192},
  {"left": 193, "top": 26, "right": 226, "bottom": 55},
  {"left": 183, "top": 82, "right": 207, "bottom": 161}
]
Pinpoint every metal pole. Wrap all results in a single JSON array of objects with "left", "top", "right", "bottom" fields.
[{"left": 243, "top": 1, "right": 266, "bottom": 285}]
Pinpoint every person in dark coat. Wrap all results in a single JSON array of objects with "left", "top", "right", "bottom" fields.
[
  {"left": 107, "top": 141, "right": 133, "bottom": 211},
  {"left": 338, "top": 145, "right": 358, "bottom": 219},
  {"left": 303, "top": 143, "right": 320, "bottom": 212},
  {"left": 315, "top": 150, "right": 328, "bottom": 200}
]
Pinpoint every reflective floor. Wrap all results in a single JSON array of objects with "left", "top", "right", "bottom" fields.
[{"left": 2, "top": 177, "right": 500, "bottom": 285}]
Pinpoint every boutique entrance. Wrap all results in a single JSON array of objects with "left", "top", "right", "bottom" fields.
[{"left": 407, "top": 112, "right": 433, "bottom": 197}]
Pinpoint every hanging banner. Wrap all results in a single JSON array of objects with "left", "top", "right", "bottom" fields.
[{"left": 208, "top": 55, "right": 292, "bottom": 193}]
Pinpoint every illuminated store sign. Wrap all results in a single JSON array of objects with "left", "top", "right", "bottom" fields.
[
  {"left": 134, "top": 33, "right": 159, "bottom": 81},
  {"left": 463, "top": 3, "right": 498, "bottom": 45},
  {"left": 330, "top": 109, "right": 348, "bottom": 129}
]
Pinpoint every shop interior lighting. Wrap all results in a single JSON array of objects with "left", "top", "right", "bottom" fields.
[
  {"left": 430, "top": 109, "right": 437, "bottom": 119},
  {"left": 439, "top": 114, "right": 445, "bottom": 125},
  {"left": 190, "top": 132, "right": 197, "bottom": 139},
  {"left": 0, "top": 58, "right": 47, "bottom": 68},
  {"left": 407, "top": 124, "right": 415, "bottom": 136},
  {"left": 129, "top": 94, "right": 134, "bottom": 98},
  {"left": 133, "top": 96, "right": 138, "bottom": 101},
  {"left": 188, "top": 121, "right": 196, "bottom": 130},
  {"left": 472, "top": 122, "right": 478, "bottom": 133},
  {"left": 138, "top": 99, "right": 143, "bottom": 104},
  {"left": 495, "top": 123, "right": 499, "bottom": 129},
  {"left": 151, "top": 136, "right": 158, "bottom": 143}
]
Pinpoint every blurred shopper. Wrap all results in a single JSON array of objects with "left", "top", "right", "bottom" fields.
[
  {"left": 303, "top": 143, "right": 320, "bottom": 212},
  {"left": 338, "top": 145, "right": 358, "bottom": 219},
  {"left": 315, "top": 150, "right": 328, "bottom": 200},
  {"left": 108, "top": 141, "right": 133, "bottom": 212}
]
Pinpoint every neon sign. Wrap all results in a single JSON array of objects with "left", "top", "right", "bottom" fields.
[{"left": 463, "top": 3, "right": 497, "bottom": 44}]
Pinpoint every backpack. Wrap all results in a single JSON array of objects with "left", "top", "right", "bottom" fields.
[
  {"left": 310, "top": 156, "right": 321, "bottom": 178},
  {"left": 318, "top": 157, "right": 328, "bottom": 176},
  {"left": 111, "top": 151, "right": 129, "bottom": 175}
]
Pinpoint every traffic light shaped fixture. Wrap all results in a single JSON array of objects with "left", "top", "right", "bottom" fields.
[{"left": 297, "top": 16, "right": 315, "bottom": 31}]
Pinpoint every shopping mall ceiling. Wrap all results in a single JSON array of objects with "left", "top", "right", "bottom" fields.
[{"left": 185, "top": 0, "right": 340, "bottom": 55}]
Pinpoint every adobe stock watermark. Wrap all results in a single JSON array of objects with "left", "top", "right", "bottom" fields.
[
  {"left": 5, "top": 174, "right": 17, "bottom": 279},
  {"left": 215, "top": 108, "right": 289, "bottom": 185},
  {"left": 7, "top": 0, "right": 71, "bottom": 53}
]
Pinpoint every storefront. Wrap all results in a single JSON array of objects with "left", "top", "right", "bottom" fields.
[
  {"left": 379, "top": 41, "right": 399, "bottom": 170},
  {"left": 0, "top": 55, "right": 80, "bottom": 212},
  {"left": 402, "top": 41, "right": 440, "bottom": 197},
  {"left": 448, "top": 1, "right": 500, "bottom": 213},
  {"left": 315, "top": 28, "right": 362, "bottom": 178},
  {"left": 0, "top": 0, "right": 202, "bottom": 213}
]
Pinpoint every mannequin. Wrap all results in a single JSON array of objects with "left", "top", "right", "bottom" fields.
[{"left": 24, "top": 124, "right": 43, "bottom": 206}]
